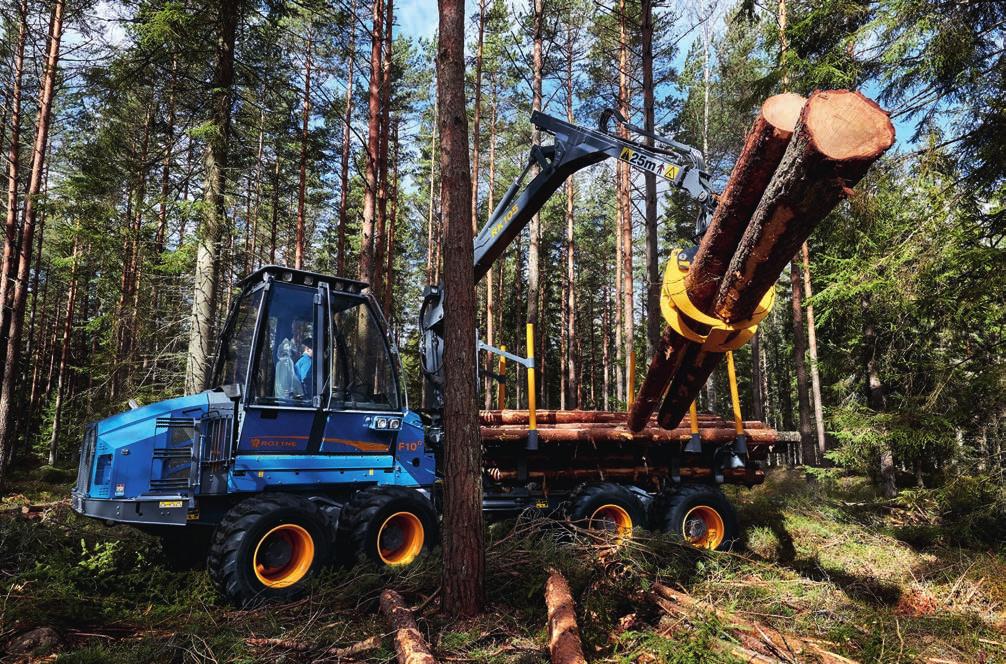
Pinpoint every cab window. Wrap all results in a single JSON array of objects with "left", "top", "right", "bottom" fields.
[
  {"left": 330, "top": 295, "right": 399, "bottom": 411},
  {"left": 252, "top": 283, "right": 317, "bottom": 406}
]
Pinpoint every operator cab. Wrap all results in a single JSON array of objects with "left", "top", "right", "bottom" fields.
[{"left": 214, "top": 266, "right": 401, "bottom": 415}]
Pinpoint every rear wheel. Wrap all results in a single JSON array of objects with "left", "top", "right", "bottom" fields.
[
  {"left": 566, "top": 482, "right": 647, "bottom": 539},
  {"left": 661, "top": 484, "right": 738, "bottom": 551},
  {"left": 339, "top": 486, "right": 438, "bottom": 567},
  {"left": 208, "top": 494, "right": 332, "bottom": 606}
]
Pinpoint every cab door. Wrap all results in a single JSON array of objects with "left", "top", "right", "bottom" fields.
[
  {"left": 237, "top": 280, "right": 325, "bottom": 454},
  {"left": 320, "top": 294, "right": 403, "bottom": 459}
]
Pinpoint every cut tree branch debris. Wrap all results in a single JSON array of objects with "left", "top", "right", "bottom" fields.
[
  {"left": 544, "top": 569, "right": 586, "bottom": 664},
  {"left": 380, "top": 588, "right": 437, "bottom": 664}
]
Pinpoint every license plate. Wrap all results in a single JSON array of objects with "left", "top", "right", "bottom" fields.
[{"left": 158, "top": 500, "right": 183, "bottom": 509}]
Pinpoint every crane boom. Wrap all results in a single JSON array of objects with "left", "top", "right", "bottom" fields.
[{"left": 420, "top": 108, "right": 714, "bottom": 409}]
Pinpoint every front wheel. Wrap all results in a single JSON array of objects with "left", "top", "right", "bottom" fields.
[
  {"left": 208, "top": 494, "right": 332, "bottom": 606},
  {"left": 661, "top": 484, "right": 738, "bottom": 551}
]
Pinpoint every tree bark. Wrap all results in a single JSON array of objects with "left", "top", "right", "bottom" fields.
[
  {"left": 48, "top": 235, "right": 79, "bottom": 464},
  {"left": 470, "top": 0, "right": 486, "bottom": 233},
  {"left": 425, "top": 92, "right": 437, "bottom": 282},
  {"left": 379, "top": 589, "right": 437, "bottom": 664},
  {"left": 802, "top": 242, "right": 826, "bottom": 459},
  {"left": 561, "top": 21, "right": 577, "bottom": 410},
  {"left": 0, "top": 0, "right": 63, "bottom": 480},
  {"left": 295, "top": 33, "right": 313, "bottom": 270},
  {"left": 155, "top": 54, "right": 177, "bottom": 257},
  {"left": 437, "top": 0, "right": 484, "bottom": 615},
  {"left": 374, "top": 0, "right": 393, "bottom": 299},
  {"left": 338, "top": 0, "right": 357, "bottom": 276},
  {"left": 0, "top": 0, "right": 28, "bottom": 371},
  {"left": 750, "top": 330, "right": 764, "bottom": 420},
  {"left": 790, "top": 261, "right": 813, "bottom": 464},
  {"left": 640, "top": 0, "right": 660, "bottom": 360},
  {"left": 358, "top": 0, "right": 384, "bottom": 285},
  {"left": 617, "top": 0, "right": 633, "bottom": 406},
  {"left": 383, "top": 126, "right": 399, "bottom": 319},
  {"left": 527, "top": 0, "right": 543, "bottom": 357},
  {"left": 545, "top": 569, "right": 586, "bottom": 664},
  {"left": 484, "top": 79, "right": 497, "bottom": 410},
  {"left": 185, "top": 0, "right": 239, "bottom": 394}
]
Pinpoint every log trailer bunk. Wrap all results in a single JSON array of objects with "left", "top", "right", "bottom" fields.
[{"left": 71, "top": 109, "right": 786, "bottom": 605}]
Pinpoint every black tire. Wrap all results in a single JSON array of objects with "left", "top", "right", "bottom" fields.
[
  {"left": 338, "top": 486, "right": 438, "bottom": 567},
  {"left": 160, "top": 526, "right": 214, "bottom": 571},
  {"left": 566, "top": 482, "right": 648, "bottom": 535},
  {"left": 661, "top": 484, "right": 738, "bottom": 551},
  {"left": 208, "top": 494, "right": 333, "bottom": 606}
]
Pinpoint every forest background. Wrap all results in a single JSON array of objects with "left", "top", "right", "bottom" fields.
[{"left": 0, "top": 0, "right": 1002, "bottom": 498}]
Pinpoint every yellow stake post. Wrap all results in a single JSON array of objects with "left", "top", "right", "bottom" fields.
[
  {"left": 689, "top": 400, "right": 699, "bottom": 435},
  {"left": 725, "top": 351, "right": 744, "bottom": 436},
  {"left": 497, "top": 344, "right": 507, "bottom": 410},
  {"left": 525, "top": 323, "right": 538, "bottom": 450}
]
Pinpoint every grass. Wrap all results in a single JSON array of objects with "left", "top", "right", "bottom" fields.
[{"left": 2, "top": 466, "right": 1005, "bottom": 663}]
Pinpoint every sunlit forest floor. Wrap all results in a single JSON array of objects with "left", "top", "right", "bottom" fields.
[{"left": 2, "top": 468, "right": 1005, "bottom": 663}]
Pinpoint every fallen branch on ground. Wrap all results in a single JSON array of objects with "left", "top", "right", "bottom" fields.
[
  {"left": 380, "top": 588, "right": 437, "bottom": 664},
  {"left": 544, "top": 568, "right": 586, "bottom": 664}
]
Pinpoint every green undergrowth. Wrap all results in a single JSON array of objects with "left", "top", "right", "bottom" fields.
[{"left": 2, "top": 468, "right": 1005, "bottom": 662}]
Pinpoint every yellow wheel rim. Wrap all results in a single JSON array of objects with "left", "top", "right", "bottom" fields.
[
  {"left": 253, "top": 524, "right": 315, "bottom": 588},
  {"left": 682, "top": 505, "right": 725, "bottom": 549},
  {"left": 377, "top": 512, "right": 425, "bottom": 565},
  {"left": 588, "top": 504, "right": 634, "bottom": 538}
]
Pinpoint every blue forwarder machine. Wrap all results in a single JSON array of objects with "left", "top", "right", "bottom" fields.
[{"left": 72, "top": 110, "right": 771, "bottom": 605}]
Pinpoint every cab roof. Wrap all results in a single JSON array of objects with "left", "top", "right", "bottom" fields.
[{"left": 237, "top": 265, "right": 368, "bottom": 295}]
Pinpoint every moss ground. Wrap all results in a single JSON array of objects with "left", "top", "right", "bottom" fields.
[{"left": 1, "top": 466, "right": 1004, "bottom": 663}]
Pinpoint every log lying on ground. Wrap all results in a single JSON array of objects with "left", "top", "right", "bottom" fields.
[
  {"left": 491, "top": 466, "right": 764, "bottom": 483},
  {"left": 379, "top": 589, "right": 437, "bottom": 664},
  {"left": 628, "top": 93, "right": 806, "bottom": 431},
  {"left": 545, "top": 569, "right": 586, "bottom": 664},
  {"left": 653, "top": 583, "right": 858, "bottom": 664},
  {"left": 656, "top": 90, "right": 894, "bottom": 430}
]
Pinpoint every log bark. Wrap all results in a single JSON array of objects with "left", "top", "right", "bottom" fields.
[
  {"left": 714, "top": 90, "right": 895, "bottom": 322},
  {"left": 655, "top": 91, "right": 893, "bottom": 430},
  {"left": 628, "top": 94, "right": 804, "bottom": 430},
  {"left": 545, "top": 569, "right": 586, "bottom": 664},
  {"left": 379, "top": 589, "right": 437, "bottom": 664}
]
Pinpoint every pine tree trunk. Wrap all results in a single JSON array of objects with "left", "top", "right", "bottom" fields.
[
  {"left": 48, "top": 236, "right": 79, "bottom": 464},
  {"left": 426, "top": 93, "right": 437, "bottom": 282},
  {"left": 0, "top": 0, "right": 28, "bottom": 373},
  {"left": 359, "top": 0, "right": 384, "bottom": 285},
  {"left": 270, "top": 155, "right": 280, "bottom": 264},
  {"left": 750, "top": 330, "right": 764, "bottom": 420},
  {"left": 383, "top": 126, "right": 399, "bottom": 319},
  {"left": 437, "top": 0, "right": 484, "bottom": 616},
  {"left": 802, "top": 242, "right": 826, "bottom": 459},
  {"left": 862, "top": 294, "right": 896, "bottom": 497},
  {"left": 155, "top": 54, "right": 177, "bottom": 257},
  {"left": 295, "top": 34, "right": 313, "bottom": 270},
  {"left": 185, "top": 0, "right": 238, "bottom": 394},
  {"left": 561, "top": 23, "right": 577, "bottom": 410},
  {"left": 338, "top": 1, "right": 356, "bottom": 276},
  {"left": 641, "top": 0, "right": 660, "bottom": 361},
  {"left": 617, "top": 0, "right": 632, "bottom": 405},
  {"left": 791, "top": 262, "right": 813, "bottom": 464},
  {"left": 374, "top": 0, "right": 393, "bottom": 300},
  {"left": 470, "top": 0, "right": 486, "bottom": 234},
  {"left": 484, "top": 86, "right": 497, "bottom": 410},
  {"left": 527, "top": 0, "right": 543, "bottom": 358},
  {"left": 0, "top": 0, "right": 63, "bottom": 481}
]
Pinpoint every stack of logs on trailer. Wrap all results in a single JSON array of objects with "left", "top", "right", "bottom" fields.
[
  {"left": 478, "top": 90, "right": 893, "bottom": 489},
  {"left": 480, "top": 410, "right": 799, "bottom": 488}
]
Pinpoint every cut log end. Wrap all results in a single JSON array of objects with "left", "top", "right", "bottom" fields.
[
  {"left": 761, "top": 91, "right": 806, "bottom": 136},
  {"left": 805, "top": 90, "right": 895, "bottom": 161}
]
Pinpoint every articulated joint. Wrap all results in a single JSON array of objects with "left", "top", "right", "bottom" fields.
[{"left": 660, "top": 247, "right": 774, "bottom": 353}]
